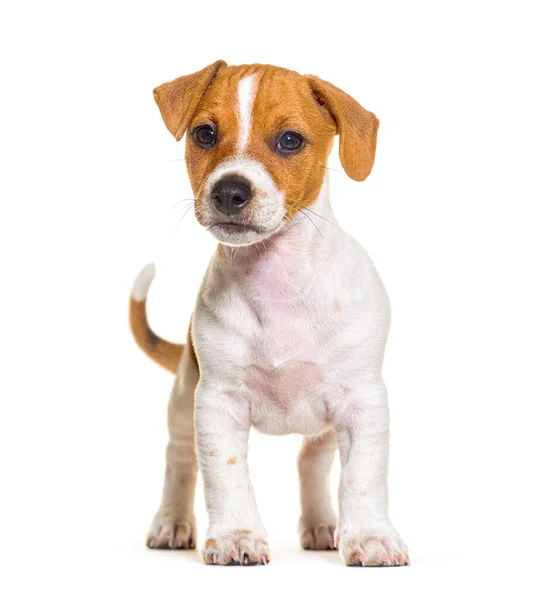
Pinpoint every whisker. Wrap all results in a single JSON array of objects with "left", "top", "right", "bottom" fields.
[
  {"left": 230, "top": 246, "right": 241, "bottom": 262},
  {"left": 260, "top": 238, "right": 268, "bottom": 257},
  {"left": 172, "top": 198, "right": 197, "bottom": 209},
  {"left": 254, "top": 242, "right": 263, "bottom": 259},
  {"left": 320, "top": 164, "right": 345, "bottom": 174},
  {"left": 300, "top": 205, "right": 335, "bottom": 225},
  {"left": 299, "top": 209, "right": 324, "bottom": 239},
  {"left": 173, "top": 204, "right": 194, "bottom": 233}
]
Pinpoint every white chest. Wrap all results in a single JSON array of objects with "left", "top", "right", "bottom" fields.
[
  {"left": 242, "top": 307, "right": 338, "bottom": 435},
  {"left": 193, "top": 208, "right": 389, "bottom": 436}
]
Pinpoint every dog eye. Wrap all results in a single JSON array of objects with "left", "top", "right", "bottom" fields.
[
  {"left": 193, "top": 125, "right": 217, "bottom": 148},
  {"left": 276, "top": 131, "right": 305, "bottom": 155}
]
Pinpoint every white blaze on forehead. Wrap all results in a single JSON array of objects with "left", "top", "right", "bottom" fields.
[{"left": 237, "top": 74, "right": 258, "bottom": 154}]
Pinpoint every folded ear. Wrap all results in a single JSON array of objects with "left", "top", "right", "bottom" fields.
[
  {"left": 153, "top": 60, "right": 227, "bottom": 141},
  {"left": 306, "top": 75, "right": 379, "bottom": 181}
]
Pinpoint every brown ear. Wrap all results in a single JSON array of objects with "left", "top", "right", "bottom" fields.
[
  {"left": 306, "top": 75, "right": 379, "bottom": 181},
  {"left": 153, "top": 60, "right": 227, "bottom": 141}
]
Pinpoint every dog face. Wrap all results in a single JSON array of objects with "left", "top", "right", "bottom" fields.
[{"left": 154, "top": 61, "right": 379, "bottom": 246}]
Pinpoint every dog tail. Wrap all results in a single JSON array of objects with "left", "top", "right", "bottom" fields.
[{"left": 129, "top": 263, "right": 184, "bottom": 374}]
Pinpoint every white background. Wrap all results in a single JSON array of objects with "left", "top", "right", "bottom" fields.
[{"left": 1, "top": 0, "right": 551, "bottom": 598}]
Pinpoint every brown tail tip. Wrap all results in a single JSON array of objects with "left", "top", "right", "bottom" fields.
[{"left": 129, "top": 263, "right": 184, "bottom": 374}]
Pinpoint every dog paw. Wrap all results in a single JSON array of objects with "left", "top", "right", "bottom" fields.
[
  {"left": 146, "top": 511, "right": 196, "bottom": 549},
  {"left": 337, "top": 529, "right": 409, "bottom": 567},
  {"left": 299, "top": 521, "right": 336, "bottom": 550},
  {"left": 201, "top": 529, "right": 270, "bottom": 565}
]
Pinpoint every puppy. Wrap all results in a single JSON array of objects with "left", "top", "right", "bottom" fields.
[{"left": 130, "top": 60, "right": 409, "bottom": 567}]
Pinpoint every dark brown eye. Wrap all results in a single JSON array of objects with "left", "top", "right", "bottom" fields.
[
  {"left": 193, "top": 125, "right": 217, "bottom": 148},
  {"left": 276, "top": 131, "right": 305, "bottom": 155}
]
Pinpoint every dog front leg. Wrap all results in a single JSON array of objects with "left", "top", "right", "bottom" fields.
[
  {"left": 195, "top": 383, "right": 269, "bottom": 565},
  {"left": 333, "top": 377, "right": 409, "bottom": 566}
]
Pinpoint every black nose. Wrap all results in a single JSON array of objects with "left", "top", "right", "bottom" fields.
[{"left": 210, "top": 177, "right": 252, "bottom": 215}]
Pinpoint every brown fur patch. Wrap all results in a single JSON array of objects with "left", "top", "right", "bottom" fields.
[
  {"left": 129, "top": 297, "right": 184, "bottom": 374},
  {"left": 226, "top": 456, "right": 237, "bottom": 465},
  {"left": 306, "top": 75, "right": 379, "bottom": 181},
  {"left": 204, "top": 538, "right": 216, "bottom": 549},
  {"left": 234, "top": 529, "right": 252, "bottom": 535},
  {"left": 153, "top": 60, "right": 226, "bottom": 141}
]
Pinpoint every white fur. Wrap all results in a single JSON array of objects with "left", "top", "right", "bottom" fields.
[
  {"left": 237, "top": 74, "right": 257, "bottom": 154},
  {"left": 131, "top": 262, "right": 155, "bottom": 301},
  {"left": 191, "top": 174, "right": 408, "bottom": 565}
]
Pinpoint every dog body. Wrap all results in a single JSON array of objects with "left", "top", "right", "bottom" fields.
[
  {"left": 194, "top": 181, "right": 389, "bottom": 438},
  {"left": 130, "top": 61, "right": 408, "bottom": 567}
]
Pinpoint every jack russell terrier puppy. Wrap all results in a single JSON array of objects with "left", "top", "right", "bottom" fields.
[{"left": 129, "top": 60, "right": 409, "bottom": 567}]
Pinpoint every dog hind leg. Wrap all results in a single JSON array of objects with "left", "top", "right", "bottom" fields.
[
  {"left": 297, "top": 429, "right": 338, "bottom": 550},
  {"left": 146, "top": 342, "right": 198, "bottom": 549}
]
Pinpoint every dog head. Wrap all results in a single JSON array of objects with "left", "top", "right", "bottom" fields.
[{"left": 154, "top": 61, "right": 379, "bottom": 246}]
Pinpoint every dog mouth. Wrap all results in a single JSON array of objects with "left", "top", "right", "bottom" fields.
[
  {"left": 209, "top": 222, "right": 266, "bottom": 235},
  {"left": 205, "top": 218, "right": 288, "bottom": 246}
]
